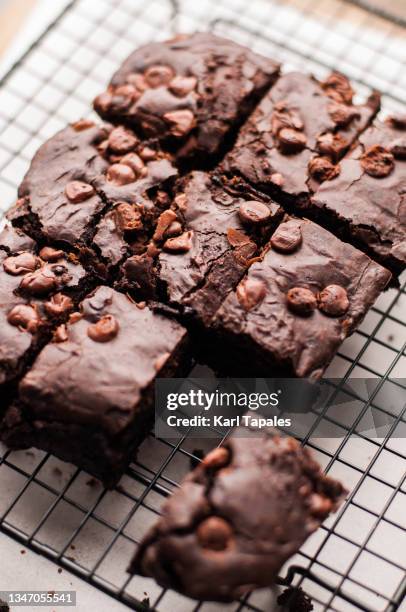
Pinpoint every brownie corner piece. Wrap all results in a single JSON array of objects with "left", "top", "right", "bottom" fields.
[
  {"left": 223, "top": 70, "right": 380, "bottom": 205},
  {"left": 93, "top": 32, "right": 280, "bottom": 162},
  {"left": 212, "top": 216, "right": 391, "bottom": 378},
  {"left": 129, "top": 418, "right": 346, "bottom": 602},
  {"left": 311, "top": 116, "right": 406, "bottom": 277},
  {"left": 1, "top": 286, "right": 189, "bottom": 487}
]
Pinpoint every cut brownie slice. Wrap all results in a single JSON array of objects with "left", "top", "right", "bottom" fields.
[
  {"left": 1, "top": 286, "right": 188, "bottom": 487},
  {"left": 310, "top": 117, "right": 406, "bottom": 276},
  {"left": 129, "top": 417, "right": 346, "bottom": 602},
  {"left": 93, "top": 33, "right": 280, "bottom": 163},
  {"left": 211, "top": 217, "right": 391, "bottom": 379},
  {"left": 0, "top": 224, "right": 88, "bottom": 391},
  {"left": 7, "top": 120, "right": 177, "bottom": 276},
  {"left": 119, "top": 172, "right": 283, "bottom": 324},
  {"left": 222, "top": 71, "right": 380, "bottom": 206}
]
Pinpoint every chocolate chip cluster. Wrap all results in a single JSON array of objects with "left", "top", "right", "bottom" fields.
[
  {"left": 94, "top": 63, "right": 198, "bottom": 139},
  {"left": 4, "top": 247, "right": 76, "bottom": 335}
]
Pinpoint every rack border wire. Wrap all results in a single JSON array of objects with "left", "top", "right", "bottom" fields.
[{"left": 0, "top": 0, "right": 405, "bottom": 611}]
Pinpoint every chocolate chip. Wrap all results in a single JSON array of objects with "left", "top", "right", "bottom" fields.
[
  {"left": 107, "top": 163, "right": 136, "bottom": 185},
  {"left": 71, "top": 119, "right": 95, "bottom": 132},
  {"left": 238, "top": 200, "right": 271, "bottom": 225},
  {"left": 308, "top": 156, "right": 340, "bottom": 182},
  {"left": 3, "top": 252, "right": 39, "bottom": 275},
  {"left": 322, "top": 72, "right": 354, "bottom": 105},
  {"left": 139, "top": 146, "right": 157, "bottom": 161},
  {"left": 110, "top": 93, "right": 133, "bottom": 112},
  {"left": 114, "top": 203, "right": 143, "bottom": 232},
  {"left": 39, "top": 247, "right": 65, "bottom": 262},
  {"left": 389, "top": 137, "right": 406, "bottom": 159},
  {"left": 270, "top": 221, "right": 302, "bottom": 253},
  {"left": 318, "top": 284, "right": 349, "bottom": 316},
  {"left": 144, "top": 64, "right": 174, "bottom": 88},
  {"left": 108, "top": 126, "right": 138, "bottom": 154},
  {"left": 7, "top": 304, "right": 40, "bottom": 333},
  {"left": 114, "top": 84, "right": 140, "bottom": 101},
  {"left": 51, "top": 264, "right": 67, "bottom": 276},
  {"left": 94, "top": 91, "right": 113, "bottom": 113},
  {"left": 163, "top": 230, "right": 193, "bottom": 253},
  {"left": 19, "top": 268, "right": 58, "bottom": 297},
  {"left": 87, "top": 314, "right": 119, "bottom": 343},
  {"left": 202, "top": 447, "right": 230, "bottom": 469},
  {"left": 197, "top": 517, "right": 233, "bottom": 551},
  {"left": 316, "top": 133, "right": 348, "bottom": 160},
  {"left": 360, "top": 145, "right": 394, "bottom": 178},
  {"left": 271, "top": 102, "right": 304, "bottom": 135},
  {"left": 65, "top": 181, "right": 95, "bottom": 203},
  {"left": 169, "top": 75, "right": 197, "bottom": 97},
  {"left": 163, "top": 109, "right": 195, "bottom": 137},
  {"left": 53, "top": 324, "right": 68, "bottom": 343},
  {"left": 308, "top": 493, "right": 333, "bottom": 518},
  {"left": 237, "top": 277, "right": 266, "bottom": 310},
  {"left": 153, "top": 209, "right": 178, "bottom": 242},
  {"left": 126, "top": 73, "right": 148, "bottom": 92},
  {"left": 44, "top": 293, "right": 73, "bottom": 317},
  {"left": 277, "top": 128, "right": 307, "bottom": 154},
  {"left": 286, "top": 287, "right": 317, "bottom": 316},
  {"left": 327, "top": 102, "right": 360, "bottom": 127},
  {"left": 165, "top": 221, "right": 183, "bottom": 238},
  {"left": 121, "top": 152, "right": 147, "bottom": 177},
  {"left": 386, "top": 115, "right": 406, "bottom": 130}
]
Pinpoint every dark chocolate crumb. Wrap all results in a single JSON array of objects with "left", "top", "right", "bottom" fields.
[{"left": 277, "top": 586, "right": 313, "bottom": 611}]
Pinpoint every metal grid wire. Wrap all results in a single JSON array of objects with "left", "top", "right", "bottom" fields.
[{"left": 0, "top": 0, "right": 405, "bottom": 610}]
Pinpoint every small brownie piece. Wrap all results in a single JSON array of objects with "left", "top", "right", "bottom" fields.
[
  {"left": 0, "top": 224, "right": 87, "bottom": 392},
  {"left": 311, "top": 117, "right": 406, "bottom": 276},
  {"left": 212, "top": 217, "right": 391, "bottom": 379},
  {"left": 1, "top": 286, "right": 188, "bottom": 487},
  {"left": 130, "top": 418, "right": 346, "bottom": 602},
  {"left": 7, "top": 121, "right": 177, "bottom": 274},
  {"left": 119, "top": 172, "right": 283, "bottom": 324},
  {"left": 223, "top": 71, "right": 380, "bottom": 206},
  {"left": 93, "top": 33, "right": 280, "bottom": 162}
]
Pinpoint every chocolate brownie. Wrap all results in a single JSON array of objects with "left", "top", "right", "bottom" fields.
[
  {"left": 310, "top": 117, "right": 406, "bottom": 276},
  {"left": 7, "top": 121, "right": 177, "bottom": 276},
  {"left": 119, "top": 172, "right": 283, "bottom": 324},
  {"left": 1, "top": 286, "right": 188, "bottom": 487},
  {"left": 93, "top": 33, "right": 280, "bottom": 163},
  {"left": 129, "top": 418, "right": 346, "bottom": 602},
  {"left": 0, "top": 223, "right": 88, "bottom": 394},
  {"left": 222, "top": 71, "right": 380, "bottom": 206},
  {"left": 211, "top": 217, "right": 391, "bottom": 379}
]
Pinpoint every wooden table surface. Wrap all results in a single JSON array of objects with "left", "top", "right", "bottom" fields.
[{"left": 0, "top": 0, "right": 37, "bottom": 56}]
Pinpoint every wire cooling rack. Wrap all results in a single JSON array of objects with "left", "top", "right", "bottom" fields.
[{"left": 0, "top": 0, "right": 405, "bottom": 610}]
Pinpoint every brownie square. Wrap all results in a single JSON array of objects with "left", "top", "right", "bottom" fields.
[
  {"left": 7, "top": 120, "right": 177, "bottom": 276},
  {"left": 119, "top": 171, "right": 283, "bottom": 324},
  {"left": 212, "top": 217, "right": 391, "bottom": 379},
  {"left": 130, "top": 417, "right": 346, "bottom": 602},
  {"left": 223, "top": 71, "right": 380, "bottom": 206},
  {"left": 310, "top": 117, "right": 406, "bottom": 276},
  {"left": 93, "top": 33, "right": 280, "bottom": 163},
  {"left": 1, "top": 286, "right": 188, "bottom": 487},
  {"left": 0, "top": 224, "right": 88, "bottom": 394}
]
